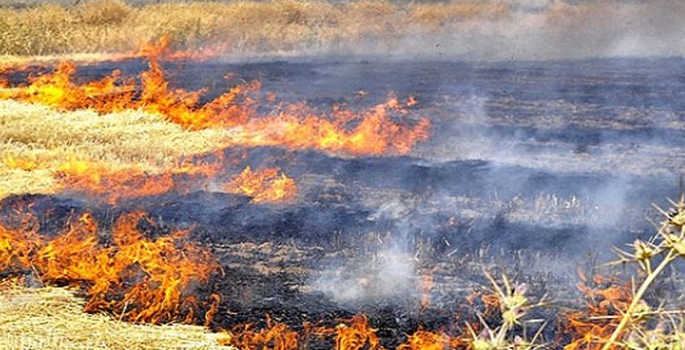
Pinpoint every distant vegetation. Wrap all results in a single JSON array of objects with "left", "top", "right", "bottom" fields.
[{"left": 0, "top": 0, "right": 508, "bottom": 56}]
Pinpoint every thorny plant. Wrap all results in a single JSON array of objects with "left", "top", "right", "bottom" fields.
[
  {"left": 600, "top": 183, "right": 685, "bottom": 350},
  {"left": 468, "top": 271, "right": 547, "bottom": 350}
]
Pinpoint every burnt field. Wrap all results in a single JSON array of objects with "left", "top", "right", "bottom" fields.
[{"left": 2, "top": 56, "right": 685, "bottom": 349}]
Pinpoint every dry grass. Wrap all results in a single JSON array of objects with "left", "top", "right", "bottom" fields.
[
  {"left": 0, "top": 100, "right": 232, "bottom": 198},
  {"left": 0, "top": 284, "right": 233, "bottom": 350},
  {"left": 0, "top": 0, "right": 512, "bottom": 56}
]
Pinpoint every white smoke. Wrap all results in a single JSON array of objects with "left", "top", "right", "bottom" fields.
[{"left": 311, "top": 245, "right": 418, "bottom": 304}]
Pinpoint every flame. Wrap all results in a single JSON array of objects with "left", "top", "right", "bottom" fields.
[
  {"left": 220, "top": 318, "right": 474, "bottom": 350},
  {"left": 397, "top": 329, "right": 455, "bottom": 350},
  {"left": 335, "top": 314, "right": 384, "bottom": 350},
  {"left": 0, "top": 61, "right": 136, "bottom": 112},
  {"left": 562, "top": 273, "right": 633, "bottom": 350},
  {"left": 225, "top": 166, "right": 297, "bottom": 203},
  {"left": 0, "top": 35, "right": 229, "bottom": 73},
  {"left": 241, "top": 97, "right": 431, "bottom": 156},
  {"left": 225, "top": 316, "right": 300, "bottom": 350},
  {"left": 0, "top": 211, "right": 220, "bottom": 324},
  {"left": 138, "top": 60, "right": 258, "bottom": 130},
  {"left": 0, "top": 60, "right": 257, "bottom": 130},
  {"left": 135, "top": 34, "right": 231, "bottom": 62},
  {"left": 0, "top": 222, "right": 40, "bottom": 274},
  {"left": 54, "top": 156, "right": 221, "bottom": 204},
  {"left": 0, "top": 57, "right": 430, "bottom": 156},
  {"left": 2, "top": 155, "right": 38, "bottom": 171}
]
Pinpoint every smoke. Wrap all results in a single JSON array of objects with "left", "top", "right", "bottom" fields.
[
  {"left": 288, "top": 0, "right": 685, "bottom": 62},
  {"left": 203, "top": 0, "right": 685, "bottom": 304},
  {"left": 311, "top": 245, "right": 419, "bottom": 306}
]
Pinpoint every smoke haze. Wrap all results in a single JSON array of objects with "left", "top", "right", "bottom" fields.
[{"left": 300, "top": 0, "right": 685, "bottom": 61}]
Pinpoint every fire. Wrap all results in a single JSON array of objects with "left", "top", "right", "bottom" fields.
[
  {"left": 0, "top": 222, "right": 40, "bottom": 274},
  {"left": 225, "top": 166, "right": 297, "bottom": 203},
  {"left": 0, "top": 211, "right": 220, "bottom": 325},
  {"left": 397, "top": 329, "right": 453, "bottom": 350},
  {"left": 0, "top": 61, "right": 135, "bottom": 112},
  {"left": 0, "top": 33, "right": 436, "bottom": 346},
  {"left": 135, "top": 34, "right": 232, "bottom": 62},
  {"left": 562, "top": 273, "right": 633, "bottom": 350},
  {"left": 54, "top": 156, "right": 221, "bottom": 204},
  {"left": 224, "top": 316, "right": 300, "bottom": 350},
  {"left": 52, "top": 156, "right": 298, "bottom": 205},
  {"left": 0, "top": 35, "right": 228, "bottom": 74},
  {"left": 335, "top": 314, "right": 383, "bottom": 350},
  {"left": 2, "top": 155, "right": 38, "bottom": 171},
  {"left": 137, "top": 60, "right": 258, "bottom": 130},
  {"left": 220, "top": 317, "right": 474, "bottom": 350},
  {"left": 0, "top": 60, "right": 258, "bottom": 130},
  {"left": 0, "top": 57, "right": 430, "bottom": 156},
  {"left": 243, "top": 97, "right": 431, "bottom": 156}
]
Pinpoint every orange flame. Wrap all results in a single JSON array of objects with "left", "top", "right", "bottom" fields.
[
  {"left": 2, "top": 155, "right": 38, "bottom": 171},
  {"left": 397, "top": 329, "right": 455, "bottom": 350},
  {"left": 54, "top": 157, "right": 221, "bottom": 204},
  {"left": 335, "top": 314, "right": 384, "bottom": 350},
  {"left": 0, "top": 61, "right": 136, "bottom": 112},
  {"left": 0, "top": 222, "right": 40, "bottom": 273},
  {"left": 225, "top": 316, "right": 300, "bottom": 350},
  {"left": 135, "top": 34, "right": 231, "bottom": 62},
  {"left": 0, "top": 60, "right": 257, "bottom": 130},
  {"left": 562, "top": 273, "right": 633, "bottom": 350},
  {"left": 225, "top": 166, "right": 297, "bottom": 203},
  {"left": 0, "top": 57, "right": 430, "bottom": 156},
  {"left": 243, "top": 97, "right": 431, "bottom": 156},
  {"left": 0, "top": 211, "right": 220, "bottom": 324},
  {"left": 138, "top": 60, "right": 258, "bottom": 129}
]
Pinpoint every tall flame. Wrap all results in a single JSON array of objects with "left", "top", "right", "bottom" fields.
[{"left": 0, "top": 211, "right": 220, "bottom": 325}]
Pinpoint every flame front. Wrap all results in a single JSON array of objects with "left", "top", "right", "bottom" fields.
[
  {"left": 0, "top": 211, "right": 220, "bottom": 325},
  {"left": 0, "top": 55, "right": 430, "bottom": 156}
]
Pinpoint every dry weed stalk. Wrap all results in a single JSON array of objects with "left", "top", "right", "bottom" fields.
[
  {"left": 600, "top": 183, "right": 685, "bottom": 349},
  {"left": 468, "top": 271, "right": 547, "bottom": 350}
]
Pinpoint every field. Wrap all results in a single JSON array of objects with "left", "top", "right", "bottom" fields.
[
  {"left": 2, "top": 1, "right": 685, "bottom": 350},
  {"left": 0, "top": 0, "right": 508, "bottom": 56}
]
